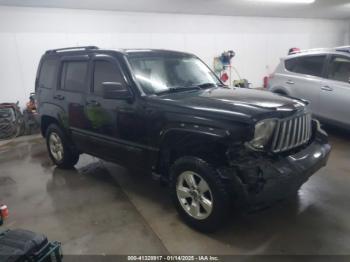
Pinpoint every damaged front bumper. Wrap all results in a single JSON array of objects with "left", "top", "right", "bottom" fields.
[{"left": 220, "top": 121, "right": 331, "bottom": 208}]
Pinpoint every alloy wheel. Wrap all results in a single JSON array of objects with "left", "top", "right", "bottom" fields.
[
  {"left": 49, "top": 132, "right": 64, "bottom": 162},
  {"left": 176, "top": 171, "right": 213, "bottom": 220}
]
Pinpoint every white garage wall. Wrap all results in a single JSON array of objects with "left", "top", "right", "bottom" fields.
[{"left": 0, "top": 6, "right": 349, "bottom": 108}]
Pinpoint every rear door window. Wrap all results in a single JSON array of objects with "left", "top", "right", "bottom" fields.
[
  {"left": 60, "top": 61, "right": 88, "bottom": 92},
  {"left": 38, "top": 59, "right": 59, "bottom": 89},
  {"left": 285, "top": 55, "right": 326, "bottom": 77},
  {"left": 327, "top": 56, "right": 350, "bottom": 84}
]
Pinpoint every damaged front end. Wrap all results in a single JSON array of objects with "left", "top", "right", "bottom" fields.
[{"left": 220, "top": 119, "right": 331, "bottom": 209}]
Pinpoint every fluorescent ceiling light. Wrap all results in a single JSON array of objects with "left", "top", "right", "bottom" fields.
[{"left": 248, "top": 0, "right": 315, "bottom": 4}]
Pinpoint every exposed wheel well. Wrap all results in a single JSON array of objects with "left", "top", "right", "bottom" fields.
[
  {"left": 41, "top": 115, "right": 60, "bottom": 137},
  {"left": 273, "top": 89, "right": 288, "bottom": 96},
  {"left": 157, "top": 133, "right": 229, "bottom": 181}
]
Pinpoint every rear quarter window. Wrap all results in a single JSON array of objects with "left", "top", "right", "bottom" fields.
[
  {"left": 38, "top": 58, "right": 59, "bottom": 89},
  {"left": 285, "top": 58, "right": 298, "bottom": 72},
  {"left": 327, "top": 56, "right": 350, "bottom": 83},
  {"left": 285, "top": 55, "right": 326, "bottom": 78}
]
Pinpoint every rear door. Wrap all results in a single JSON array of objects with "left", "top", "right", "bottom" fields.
[
  {"left": 320, "top": 54, "right": 350, "bottom": 126},
  {"left": 55, "top": 55, "right": 90, "bottom": 148},
  {"left": 283, "top": 54, "right": 327, "bottom": 113}
]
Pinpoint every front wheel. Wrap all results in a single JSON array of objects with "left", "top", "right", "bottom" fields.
[
  {"left": 170, "top": 157, "right": 230, "bottom": 232},
  {"left": 46, "top": 124, "right": 79, "bottom": 169}
]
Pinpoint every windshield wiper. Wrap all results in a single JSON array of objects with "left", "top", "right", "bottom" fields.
[
  {"left": 190, "top": 83, "right": 224, "bottom": 89},
  {"left": 155, "top": 82, "right": 224, "bottom": 95},
  {"left": 155, "top": 86, "right": 201, "bottom": 95}
]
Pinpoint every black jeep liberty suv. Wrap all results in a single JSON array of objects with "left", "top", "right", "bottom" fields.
[{"left": 36, "top": 46, "right": 331, "bottom": 232}]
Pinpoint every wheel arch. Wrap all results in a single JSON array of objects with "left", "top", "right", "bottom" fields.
[
  {"left": 39, "top": 103, "right": 67, "bottom": 137},
  {"left": 41, "top": 115, "right": 66, "bottom": 138},
  {"left": 156, "top": 127, "right": 232, "bottom": 181},
  {"left": 271, "top": 86, "right": 290, "bottom": 96}
]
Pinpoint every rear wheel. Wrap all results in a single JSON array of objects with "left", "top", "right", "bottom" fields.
[
  {"left": 170, "top": 156, "right": 230, "bottom": 232},
  {"left": 46, "top": 124, "right": 79, "bottom": 169}
]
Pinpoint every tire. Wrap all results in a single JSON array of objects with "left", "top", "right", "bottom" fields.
[
  {"left": 45, "top": 124, "right": 79, "bottom": 169},
  {"left": 170, "top": 156, "right": 230, "bottom": 232}
]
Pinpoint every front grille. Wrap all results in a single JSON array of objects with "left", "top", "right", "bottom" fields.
[{"left": 271, "top": 114, "right": 312, "bottom": 153}]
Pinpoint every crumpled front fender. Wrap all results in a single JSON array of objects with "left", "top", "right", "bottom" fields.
[{"left": 219, "top": 123, "right": 331, "bottom": 208}]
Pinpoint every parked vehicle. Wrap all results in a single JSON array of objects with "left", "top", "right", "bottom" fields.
[
  {"left": 0, "top": 102, "right": 25, "bottom": 140},
  {"left": 268, "top": 46, "right": 350, "bottom": 129},
  {"left": 36, "top": 46, "right": 331, "bottom": 232}
]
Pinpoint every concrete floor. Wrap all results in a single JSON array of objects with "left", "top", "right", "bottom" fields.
[{"left": 0, "top": 127, "right": 350, "bottom": 255}]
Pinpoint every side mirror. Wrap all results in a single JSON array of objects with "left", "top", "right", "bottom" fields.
[{"left": 102, "top": 82, "right": 133, "bottom": 100}]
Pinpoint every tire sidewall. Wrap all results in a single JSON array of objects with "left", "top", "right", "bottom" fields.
[
  {"left": 46, "top": 125, "right": 66, "bottom": 166},
  {"left": 170, "top": 157, "right": 229, "bottom": 232},
  {"left": 46, "top": 124, "right": 78, "bottom": 168}
]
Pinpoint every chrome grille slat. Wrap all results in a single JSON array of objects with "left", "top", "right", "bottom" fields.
[
  {"left": 307, "top": 115, "right": 312, "bottom": 141},
  {"left": 300, "top": 116, "right": 304, "bottom": 143},
  {"left": 302, "top": 115, "right": 306, "bottom": 142},
  {"left": 304, "top": 115, "right": 309, "bottom": 141},
  {"left": 284, "top": 120, "right": 292, "bottom": 151},
  {"left": 271, "top": 113, "right": 312, "bottom": 153},
  {"left": 291, "top": 117, "right": 298, "bottom": 148},
  {"left": 297, "top": 116, "right": 302, "bottom": 146},
  {"left": 272, "top": 122, "right": 281, "bottom": 149},
  {"left": 277, "top": 122, "right": 287, "bottom": 152}
]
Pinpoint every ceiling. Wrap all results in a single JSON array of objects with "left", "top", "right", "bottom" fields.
[{"left": 1, "top": 0, "right": 350, "bottom": 19}]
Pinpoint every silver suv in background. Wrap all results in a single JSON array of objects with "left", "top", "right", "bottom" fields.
[{"left": 268, "top": 46, "right": 350, "bottom": 129}]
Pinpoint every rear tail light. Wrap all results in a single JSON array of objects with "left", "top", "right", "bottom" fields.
[
  {"left": 263, "top": 74, "right": 274, "bottom": 89},
  {"left": 0, "top": 204, "right": 9, "bottom": 225}
]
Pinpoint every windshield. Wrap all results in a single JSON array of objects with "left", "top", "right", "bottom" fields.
[{"left": 128, "top": 53, "right": 221, "bottom": 95}]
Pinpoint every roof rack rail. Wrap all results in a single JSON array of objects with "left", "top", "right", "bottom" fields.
[
  {"left": 290, "top": 47, "right": 330, "bottom": 55},
  {"left": 45, "top": 46, "right": 99, "bottom": 54},
  {"left": 335, "top": 46, "right": 350, "bottom": 53}
]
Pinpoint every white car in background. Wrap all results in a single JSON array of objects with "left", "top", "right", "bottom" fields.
[{"left": 268, "top": 46, "right": 350, "bottom": 129}]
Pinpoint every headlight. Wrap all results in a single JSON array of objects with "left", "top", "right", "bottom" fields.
[{"left": 249, "top": 119, "right": 277, "bottom": 150}]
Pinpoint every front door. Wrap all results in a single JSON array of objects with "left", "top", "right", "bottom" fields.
[
  {"left": 320, "top": 55, "right": 350, "bottom": 127},
  {"left": 84, "top": 55, "right": 149, "bottom": 166}
]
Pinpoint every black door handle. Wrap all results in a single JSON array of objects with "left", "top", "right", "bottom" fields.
[
  {"left": 86, "top": 100, "right": 100, "bottom": 106},
  {"left": 53, "top": 94, "right": 65, "bottom": 100}
]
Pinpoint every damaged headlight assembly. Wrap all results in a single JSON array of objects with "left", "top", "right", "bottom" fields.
[{"left": 248, "top": 119, "right": 277, "bottom": 150}]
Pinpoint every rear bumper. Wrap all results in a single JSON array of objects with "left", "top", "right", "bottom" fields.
[{"left": 220, "top": 124, "right": 331, "bottom": 208}]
